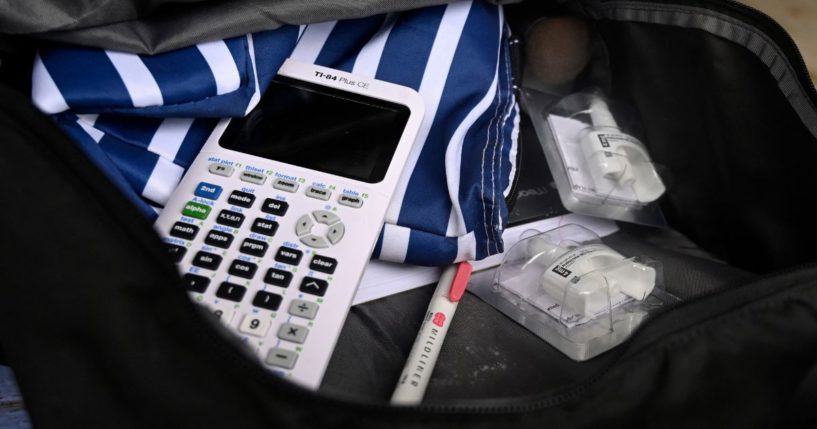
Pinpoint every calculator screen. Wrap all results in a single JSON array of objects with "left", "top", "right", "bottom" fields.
[{"left": 219, "top": 76, "right": 412, "bottom": 183}]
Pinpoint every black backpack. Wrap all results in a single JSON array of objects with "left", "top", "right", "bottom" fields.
[{"left": 1, "top": 0, "right": 816, "bottom": 427}]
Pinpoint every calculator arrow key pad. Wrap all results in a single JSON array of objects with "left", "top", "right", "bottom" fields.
[{"left": 159, "top": 175, "right": 370, "bottom": 389}]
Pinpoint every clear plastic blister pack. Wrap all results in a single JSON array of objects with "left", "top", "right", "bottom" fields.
[
  {"left": 470, "top": 224, "right": 678, "bottom": 361},
  {"left": 521, "top": 87, "right": 668, "bottom": 227}
]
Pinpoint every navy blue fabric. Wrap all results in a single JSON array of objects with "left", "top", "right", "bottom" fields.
[{"left": 31, "top": 2, "right": 519, "bottom": 266}]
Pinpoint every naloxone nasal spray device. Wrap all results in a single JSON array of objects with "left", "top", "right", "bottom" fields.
[
  {"left": 579, "top": 96, "right": 666, "bottom": 203},
  {"left": 528, "top": 237, "right": 656, "bottom": 317}
]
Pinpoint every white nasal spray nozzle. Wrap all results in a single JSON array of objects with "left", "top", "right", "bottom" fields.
[
  {"left": 580, "top": 96, "right": 666, "bottom": 203},
  {"left": 527, "top": 237, "right": 656, "bottom": 317}
]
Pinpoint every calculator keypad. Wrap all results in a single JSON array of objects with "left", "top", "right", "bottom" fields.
[{"left": 164, "top": 163, "right": 370, "bottom": 388}]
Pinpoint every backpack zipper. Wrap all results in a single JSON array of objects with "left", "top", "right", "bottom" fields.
[{"left": 716, "top": 0, "right": 817, "bottom": 98}]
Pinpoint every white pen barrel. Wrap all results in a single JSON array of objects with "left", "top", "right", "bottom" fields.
[{"left": 391, "top": 265, "right": 459, "bottom": 404}]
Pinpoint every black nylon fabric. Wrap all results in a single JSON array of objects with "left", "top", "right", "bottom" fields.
[
  {"left": 0, "top": 0, "right": 451, "bottom": 54},
  {"left": 599, "top": 20, "right": 817, "bottom": 272}
]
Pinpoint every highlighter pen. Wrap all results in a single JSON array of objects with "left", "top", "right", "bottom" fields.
[{"left": 391, "top": 261, "right": 473, "bottom": 404}]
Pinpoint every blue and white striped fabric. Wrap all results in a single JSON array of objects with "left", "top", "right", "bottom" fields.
[{"left": 31, "top": 0, "right": 519, "bottom": 266}]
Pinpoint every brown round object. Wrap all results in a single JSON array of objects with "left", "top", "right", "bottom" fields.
[{"left": 525, "top": 16, "right": 592, "bottom": 86}]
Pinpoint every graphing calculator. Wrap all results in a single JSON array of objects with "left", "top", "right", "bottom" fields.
[{"left": 154, "top": 59, "right": 424, "bottom": 388}]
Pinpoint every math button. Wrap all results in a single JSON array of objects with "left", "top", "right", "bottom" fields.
[{"left": 170, "top": 222, "right": 199, "bottom": 240}]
